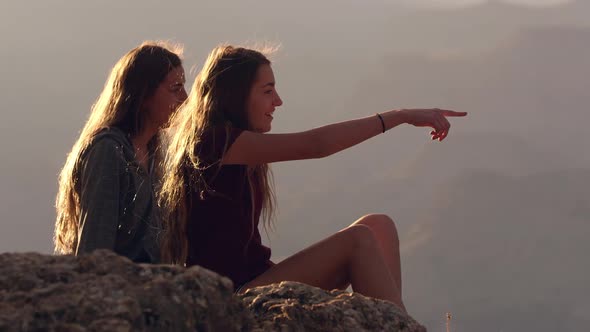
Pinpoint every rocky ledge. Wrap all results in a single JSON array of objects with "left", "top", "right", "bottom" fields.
[{"left": 0, "top": 250, "right": 426, "bottom": 331}]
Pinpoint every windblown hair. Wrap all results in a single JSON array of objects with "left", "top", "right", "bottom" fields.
[
  {"left": 54, "top": 41, "right": 183, "bottom": 254},
  {"left": 159, "top": 45, "right": 277, "bottom": 264}
]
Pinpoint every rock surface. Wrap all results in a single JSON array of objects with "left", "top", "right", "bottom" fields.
[
  {"left": 0, "top": 251, "right": 426, "bottom": 331},
  {"left": 240, "top": 281, "right": 426, "bottom": 332},
  {"left": 0, "top": 250, "right": 253, "bottom": 332}
]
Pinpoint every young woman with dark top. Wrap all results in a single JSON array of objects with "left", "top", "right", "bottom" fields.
[
  {"left": 54, "top": 41, "right": 187, "bottom": 263},
  {"left": 159, "top": 45, "right": 466, "bottom": 311}
]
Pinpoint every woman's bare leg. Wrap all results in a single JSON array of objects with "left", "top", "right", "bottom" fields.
[
  {"left": 350, "top": 214, "right": 403, "bottom": 299},
  {"left": 242, "top": 225, "right": 405, "bottom": 310}
]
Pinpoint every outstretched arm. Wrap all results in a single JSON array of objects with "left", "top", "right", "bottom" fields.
[{"left": 223, "top": 108, "right": 467, "bottom": 166}]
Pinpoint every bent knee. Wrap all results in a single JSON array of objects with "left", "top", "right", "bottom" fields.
[
  {"left": 343, "top": 224, "right": 378, "bottom": 250},
  {"left": 355, "top": 214, "right": 399, "bottom": 237}
]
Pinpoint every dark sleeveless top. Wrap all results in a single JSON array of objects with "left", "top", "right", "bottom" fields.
[{"left": 185, "top": 126, "right": 273, "bottom": 287}]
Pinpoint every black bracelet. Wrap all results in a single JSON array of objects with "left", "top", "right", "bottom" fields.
[{"left": 376, "top": 113, "right": 386, "bottom": 133}]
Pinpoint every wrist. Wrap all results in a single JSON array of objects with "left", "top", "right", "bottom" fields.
[{"left": 395, "top": 109, "right": 409, "bottom": 124}]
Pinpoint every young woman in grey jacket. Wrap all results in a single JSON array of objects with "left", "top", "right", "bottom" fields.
[{"left": 54, "top": 41, "right": 187, "bottom": 263}]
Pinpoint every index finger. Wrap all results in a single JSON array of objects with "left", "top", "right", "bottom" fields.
[{"left": 439, "top": 110, "right": 468, "bottom": 117}]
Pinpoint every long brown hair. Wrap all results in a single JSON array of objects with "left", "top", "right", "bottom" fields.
[
  {"left": 159, "top": 45, "right": 277, "bottom": 264},
  {"left": 54, "top": 41, "right": 183, "bottom": 254}
]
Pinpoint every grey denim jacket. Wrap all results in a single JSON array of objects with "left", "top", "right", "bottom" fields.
[{"left": 75, "top": 127, "right": 161, "bottom": 263}]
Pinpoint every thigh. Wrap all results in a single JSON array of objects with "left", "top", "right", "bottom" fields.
[{"left": 242, "top": 225, "right": 371, "bottom": 291}]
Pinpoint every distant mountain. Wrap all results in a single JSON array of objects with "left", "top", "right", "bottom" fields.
[
  {"left": 372, "top": 0, "right": 590, "bottom": 55},
  {"left": 343, "top": 25, "right": 590, "bottom": 168},
  {"left": 404, "top": 168, "right": 590, "bottom": 331}
]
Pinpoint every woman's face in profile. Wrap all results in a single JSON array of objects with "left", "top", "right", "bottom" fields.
[
  {"left": 246, "top": 64, "right": 283, "bottom": 133},
  {"left": 143, "top": 65, "right": 187, "bottom": 129}
]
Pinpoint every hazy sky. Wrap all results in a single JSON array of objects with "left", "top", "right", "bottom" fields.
[
  {"left": 1, "top": 1, "right": 588, "bottom": 331},
  {"left": 401, "top": 0, "right": 574, "bottom": 9}
]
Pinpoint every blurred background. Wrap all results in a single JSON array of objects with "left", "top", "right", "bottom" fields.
[{"left": 1, "top": 0, "right": 588, "bottom": 330}]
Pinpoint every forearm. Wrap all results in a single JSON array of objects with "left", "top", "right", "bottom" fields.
[{"left": 313, "top": 109, "right": 407, "bottom": 158}]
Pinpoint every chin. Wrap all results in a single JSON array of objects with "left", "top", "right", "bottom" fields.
[{"left": 254, "top": 124, "right": 272, "bottom": 133}]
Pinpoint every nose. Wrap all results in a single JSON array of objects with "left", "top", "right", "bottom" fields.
[{"left": 274, "top": 91, "right": 283, "bottom": 107}]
